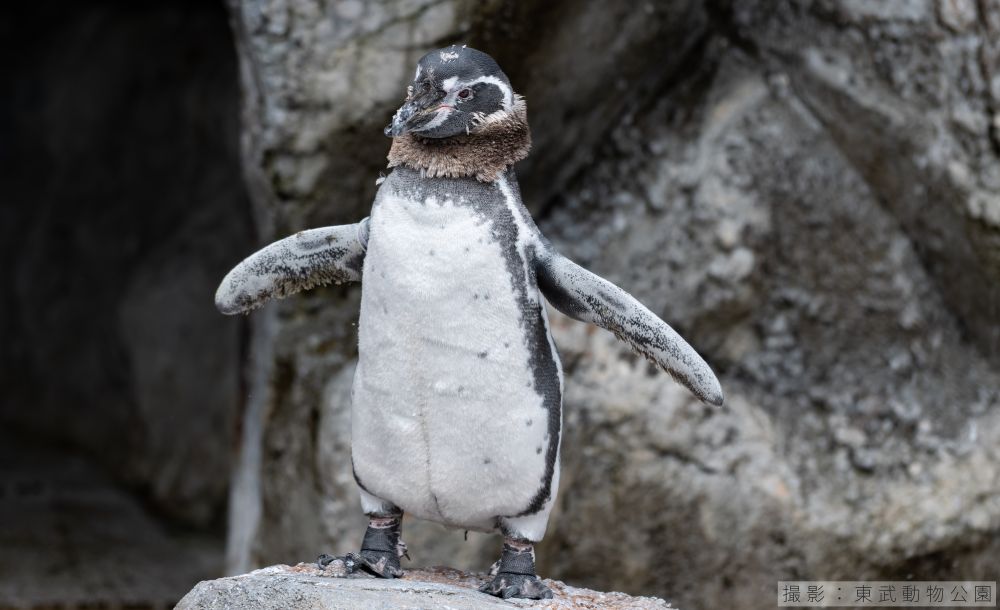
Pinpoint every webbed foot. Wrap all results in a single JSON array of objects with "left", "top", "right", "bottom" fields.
[
  {"left": 478, "top": 540, "right": 553, "bottom": 600},
  {"left": 479, "top": 572, "right": 553, "bottom": 599},
  {"left": 316, "top": 515, "right": 406, "bottom": 578}
]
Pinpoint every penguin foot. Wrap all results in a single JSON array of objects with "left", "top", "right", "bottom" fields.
[
  {"left": 317, "top": 515, "right": 406, "bottom": 578},
  {"left": 478, "top": 540, "right": 553, "bottom": 600},
  {"left": 479, "top": 572, "right": 553, "bottom": 600},
  {"left": 316, "top": 548, "right": 404, "bottom": 579},
  {"left": 355, "top": 547, "right": 404, "bottom": 578}
]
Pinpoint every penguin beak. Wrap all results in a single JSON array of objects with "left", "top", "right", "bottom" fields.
[
  {"left": 384, "top": 99, "right": 423, "bottom": 137},
  {"left": 385, "top": 85, "right": 445, "bottom": 137}
]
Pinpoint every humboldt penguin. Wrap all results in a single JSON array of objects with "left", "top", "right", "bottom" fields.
[{"left": 215, "top": 44, "right": 723, "bottom": 600}]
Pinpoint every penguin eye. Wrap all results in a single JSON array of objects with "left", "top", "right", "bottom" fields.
[{"left": 457, "top": 88, "right": 472, "bottom": 100}]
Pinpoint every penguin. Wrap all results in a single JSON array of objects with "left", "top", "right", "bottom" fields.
[{"left": 215, "top": 45, "right": 723, "bottom": 600}]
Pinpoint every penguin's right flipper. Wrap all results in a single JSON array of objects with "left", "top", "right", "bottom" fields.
[
  {"left": 215, "top": 219, "right": 370, "bottom": 315},
  {"left": 535, "top": 248, "right": 724, "bottom": 406}
]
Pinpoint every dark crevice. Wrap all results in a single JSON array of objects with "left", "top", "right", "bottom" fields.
[
  {"left": 704, "top": 0, "right": 763, "bottom": 61},
  {"left": 1, "top": 0, "right": 253, "bottom": 606}
]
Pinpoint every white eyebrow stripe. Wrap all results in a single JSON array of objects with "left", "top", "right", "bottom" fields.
[
  {"left": 442, "top": 76, "right": 459, "bottom": 92},
  {"left": 463, "top": 75, "right": 513, "bottom": 110},
  {"left": 415, "top": 65, "right": 422, "bottom": 81}
]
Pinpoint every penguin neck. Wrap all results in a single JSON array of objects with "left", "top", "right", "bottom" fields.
[{"left": 387, "top": 97, "right": 531, "bottom": 183}]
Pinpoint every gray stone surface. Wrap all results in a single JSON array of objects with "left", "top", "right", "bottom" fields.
[
  {"left": 0, "top": 431, "right": 221, "bottom": 610},
  {"left": 176, "top": 563, "right": 672, "bottom": 610},
  {"left": 222, "top": 2, "right": 1000, "bottom": 610}
]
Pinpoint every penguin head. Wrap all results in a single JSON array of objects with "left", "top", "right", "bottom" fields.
[{"left": 385, "top": 45, "right": 515, "bottom": 139}]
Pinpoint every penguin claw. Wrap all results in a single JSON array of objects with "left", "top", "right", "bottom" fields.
[
  {"left": 315, "top": 553, "right": 358, "bottom": 576},
  {"left": 317, "top": 553, "right": 336, "bottom": 569}
]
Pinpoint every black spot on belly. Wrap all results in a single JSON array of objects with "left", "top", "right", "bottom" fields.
[
  {"left": 478, "top": 351, "right": 488, "bottom": 359},
  {"left": 526, "top": 419, "right": 532, "bottom": 427},
  {"left": 484, "top": 457, "right": 491, "bottom": 465},
  {"left": 536, "top": 447, "right": 542, "bottom": 454}
]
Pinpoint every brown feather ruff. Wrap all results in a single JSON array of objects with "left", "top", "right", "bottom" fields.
[{"left": 386, "top": 97, "right": 531, "bottom": 183}]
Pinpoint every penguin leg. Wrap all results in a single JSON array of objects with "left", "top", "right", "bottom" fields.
[
  {"left": 478, "top": 516, "right": 553, "bottom": 600},
  {"left": 317, "top": 490, "right": 406, "bottom": 578}
]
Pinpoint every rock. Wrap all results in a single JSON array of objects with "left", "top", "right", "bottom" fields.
[
  {"left": 539, "top": 30, "right": 1000, "bottom": 601},
  {"left": 221, "top": 2, "right": 1000, "bottom": 610},
  {"left": 176, "top": 564, "right": 672, "bottom": 610}
]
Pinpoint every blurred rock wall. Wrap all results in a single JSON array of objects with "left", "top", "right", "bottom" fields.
[
  {"left": 1, "top": 1, "right": 254, "bottom": 528},
  {"left": 223, "top": 1, "right": 1000, "bottom": 608}
]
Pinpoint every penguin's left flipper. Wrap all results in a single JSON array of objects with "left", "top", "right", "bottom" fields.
[
  {"left": 536, "top": 248, "right": 724, "bottom": 406},
  {"left": 215, "top": 219, "right": 370, "bottom": 315}
]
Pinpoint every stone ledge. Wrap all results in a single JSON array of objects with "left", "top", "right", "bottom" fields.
[{"left": 176, "top": 563, "right": 673, "bottom": 609}]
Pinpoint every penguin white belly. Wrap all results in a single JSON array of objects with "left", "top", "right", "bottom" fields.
[{"left": 353, "top": 183, "right": 555, "bottom": 529}]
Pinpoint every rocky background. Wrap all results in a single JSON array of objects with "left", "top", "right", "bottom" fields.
[
  {"left": 3, "top": 1, "right": 999, "bottom": 609},
  {"left": 2, "top": 1, "right": 250, "bottom": 608}
]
